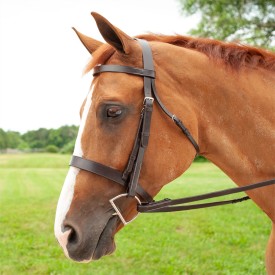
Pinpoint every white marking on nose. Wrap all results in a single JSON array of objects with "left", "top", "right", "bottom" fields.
[
  {"left": 54, "top": 167, "right": 79, "bottom": 251},
  {"left": 54, "top": 86, "right": 94, "bottom": 255}
]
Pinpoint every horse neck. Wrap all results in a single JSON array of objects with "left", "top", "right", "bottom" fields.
[
  {"left": 197, "top": 68, "right": 275, "bottom": 185},
  {"left": 155, "top": 44, "right": 275, "bottom": 185}
]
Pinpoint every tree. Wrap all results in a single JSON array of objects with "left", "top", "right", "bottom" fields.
[
  {"left": 178, "top": 0, "right": 275, "bottom": 49},
  {"left": 46, "top": 145, "right": 59, "bottom": 153},
  {"left": 6, "top": 131, "right": 22, "bottom": 148},
  {"left": 22, "top": 128, "right": 49, "bottom": 149},
  {"left": 0, "top": 129, "right": 7, "bottom": 150},
  {"left": 48, "top": 129, "right": 63, "bottom": 148},
  {"left": 0, "top": 129, "right": 23, "bottom": 149},
  {"left": 0, "top": 125, "right": 78, "bottom": 152},
  {"left": 57, "top": 125, "right": 78, "bottom": 148}
]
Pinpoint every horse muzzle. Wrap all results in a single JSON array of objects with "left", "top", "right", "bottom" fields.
[{"left": 56, "top": 214, "right": 118, "bottom": 262}]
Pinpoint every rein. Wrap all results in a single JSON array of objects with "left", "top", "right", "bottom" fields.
[{"left": 70, "top": 39, "right": 275, "bottom": 225}]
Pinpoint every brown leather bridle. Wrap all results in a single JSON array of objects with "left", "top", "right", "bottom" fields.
[{"left": 70, "top": 39, "right": 275, "bottom": 225}]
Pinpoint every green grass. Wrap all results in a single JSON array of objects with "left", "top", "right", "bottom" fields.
[{"left": 0, "top": 153, "right": 271, "bottom": 274}]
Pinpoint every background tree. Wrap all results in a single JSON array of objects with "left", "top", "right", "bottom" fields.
[
  {"left": 5, "top": 131, "right": 22, "bottom": 149},
  {"left": 0, "top": 125, "right": 78, "bottom": 153},
  {"left": 0, "top": 129, "right": 8, "bottom": 150},
  {"left": 178, "top": 0, "right": 275, "bottom": 49},
  {"left": 22, "top": 128, "right": 49, "bottom": 149}
]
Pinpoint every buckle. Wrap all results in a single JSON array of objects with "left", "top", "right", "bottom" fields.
[
  {"left": 143, "top": 97, "right": 154, "bottom": 104},
  {"left": 172, "top": 114, "right": 178, "bottom": 122},
  {"left": 109, "top": 193, "right": 141, "bottom": 226}
]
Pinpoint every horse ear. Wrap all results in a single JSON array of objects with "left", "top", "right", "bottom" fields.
[
  {"left": 91, "top": 12, "right": 134, "bottom": 54},
  {"left": 72, "top": 27, "right": 103, "bottom": 54}
]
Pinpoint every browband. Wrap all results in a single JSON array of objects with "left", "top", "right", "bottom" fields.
[{"left": 93, "top": 65, "right": 155, "bottom": 78}]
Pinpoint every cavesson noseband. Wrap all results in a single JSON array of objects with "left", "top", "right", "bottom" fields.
[{"left": 70, "top": 39, "right": 275, "bottom": 225}]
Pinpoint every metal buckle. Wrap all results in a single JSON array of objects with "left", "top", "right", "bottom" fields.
[
  {"left": 109, "top": 193, "right": 141, "bottom": 226},
  {"left": 172, "top": 114, "right": 177, "bottom": 122},
  {"left": 143, "top": 97, "right": 154, "bottom": 104}
]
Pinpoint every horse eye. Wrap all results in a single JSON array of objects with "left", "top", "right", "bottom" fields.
[{"left": 107, "top": 106, "right": 123, "bottom": 118}]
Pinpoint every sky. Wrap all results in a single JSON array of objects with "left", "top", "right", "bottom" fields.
[{"left": 0, "top": 0, "right": 199, "bottom": 133}]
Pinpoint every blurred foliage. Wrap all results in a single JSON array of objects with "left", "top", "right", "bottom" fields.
[
  {"left": 0, "top": 129, "right": 22, "bottom": 150},
  {"left": 0, "top": 125, "right": 78, "bottom": 154},
  {"left": 46, "top": 144, "right": 59, "bottom": 153},
  {"left": 179, "top": 0, "right": 275, "bottom": 50}
]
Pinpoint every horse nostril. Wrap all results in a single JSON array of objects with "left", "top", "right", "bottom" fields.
[
  {"left": 64, "top": 225, "right": 79, "bottom": 245},
  {"left": 68, "top": 227, "right": 78, "bottom": 244}
]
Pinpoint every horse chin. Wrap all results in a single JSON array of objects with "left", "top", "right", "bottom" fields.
[{"left": 90, "top": 215, "right": 118, "bottom": 261}]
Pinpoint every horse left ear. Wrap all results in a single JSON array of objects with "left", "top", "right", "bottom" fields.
[
  {"left": 72, "top": 27, "right": 103, "bottom": 54},
  {"left": 91, "top": 12, "right": 134, "bottom": 54}
]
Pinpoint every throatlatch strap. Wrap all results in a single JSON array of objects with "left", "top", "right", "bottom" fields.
[
  {"left": 151, "top": 80, "right": 200, "bottom": 154},
  {"left": 172, "top": 115, "right": 200, "bottom": 154}
]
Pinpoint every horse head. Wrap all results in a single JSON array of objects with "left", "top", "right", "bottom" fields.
[{"left": 54, "top": 12, "right": 198, "bottom": 262}]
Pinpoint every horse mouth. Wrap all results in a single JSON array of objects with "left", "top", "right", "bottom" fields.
[
  {"left": 64, "top": 215, "right": 119, "bottom": 263},
  {"left": 90, "top": 215, "right": 118, "bottom": 261}
]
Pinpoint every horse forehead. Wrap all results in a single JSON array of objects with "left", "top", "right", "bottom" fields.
[{"left": 93, "top": 73, "right": 144, "bottom": 100}]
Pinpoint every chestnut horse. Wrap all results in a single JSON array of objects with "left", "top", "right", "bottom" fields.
[{"left": 54, "top": 12, "right": 275, "bottom": 273}]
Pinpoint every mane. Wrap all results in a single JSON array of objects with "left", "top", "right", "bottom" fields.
[{"left": 86, "top": 34, "right": 275, "bottom": 72}]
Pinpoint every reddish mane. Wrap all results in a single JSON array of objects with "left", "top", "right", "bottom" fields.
[{"left": 86, "top": 34, "right": 275, "bottom": 72}]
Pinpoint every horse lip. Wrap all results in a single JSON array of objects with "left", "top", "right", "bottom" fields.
[{"left": 91, "top": 215, "right": 118, "bottom": 261}]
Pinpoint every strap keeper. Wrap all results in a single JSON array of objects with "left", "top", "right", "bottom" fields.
[
  {"left": 144, "top": 97, "right": 154, "bottom": 104},
  {"left": 141, "top": 99, "right": 154, "bottom": 148},
  {"left": 172, "top": 115, "right": 200, "bottom": 154},
  {"left": 172, "top": 115, "right": 189, "bottom": 135},
  {"left": 172, "top": 115, "right": 181, "bottom": 126}
]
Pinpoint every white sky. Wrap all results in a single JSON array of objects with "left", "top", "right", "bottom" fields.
[{"left": 0, "top": 0, "right": 199, "bottom": 133}]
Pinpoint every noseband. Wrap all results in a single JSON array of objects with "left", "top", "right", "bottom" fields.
[{"left": 70, "top": 39, "right": 275, "bottom": 225}]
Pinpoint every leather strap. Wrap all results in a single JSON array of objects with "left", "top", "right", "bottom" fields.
[
  {"left": 70, "top": 155, "right": 124, "bottom": 185},
  {"left": 122, "top": 111, "right": 144, "bottom": 181},
  {"left": 93, "top": 65, "right": 155, "bottom": 78},
  {"left": 140, "top": 196, "right": 251, "bottom": 212},
  {"left": 151, "top": 80, "right": 200, "bottom": 154},
  {"left": 172, "top": 115, "right": 200, "bottom": 154},
  {"left": 127, "top": 39, "right": 155, "bottom": 197},
  {"left": 138, "top": 178, "right": 275, "bottom": 212},
  {"left": 70, "top": 155, "right": 153, "bottom": 203}
]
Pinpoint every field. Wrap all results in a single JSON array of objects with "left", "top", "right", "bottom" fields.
[{"left": 0, "top": 154, "right": 271, "bottom": 274}]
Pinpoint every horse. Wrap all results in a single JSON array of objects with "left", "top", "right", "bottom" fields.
[{"left": 54, "top": 12, "right": 275, "bottom": 273}]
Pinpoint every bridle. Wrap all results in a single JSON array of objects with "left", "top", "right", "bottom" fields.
[{"left": 70, "top": 39, "right": 275, "bottom": 225}]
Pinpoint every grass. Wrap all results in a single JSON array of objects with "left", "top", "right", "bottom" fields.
[{"left": 0, "top": 153, "right": 271, "bottom": 274}]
